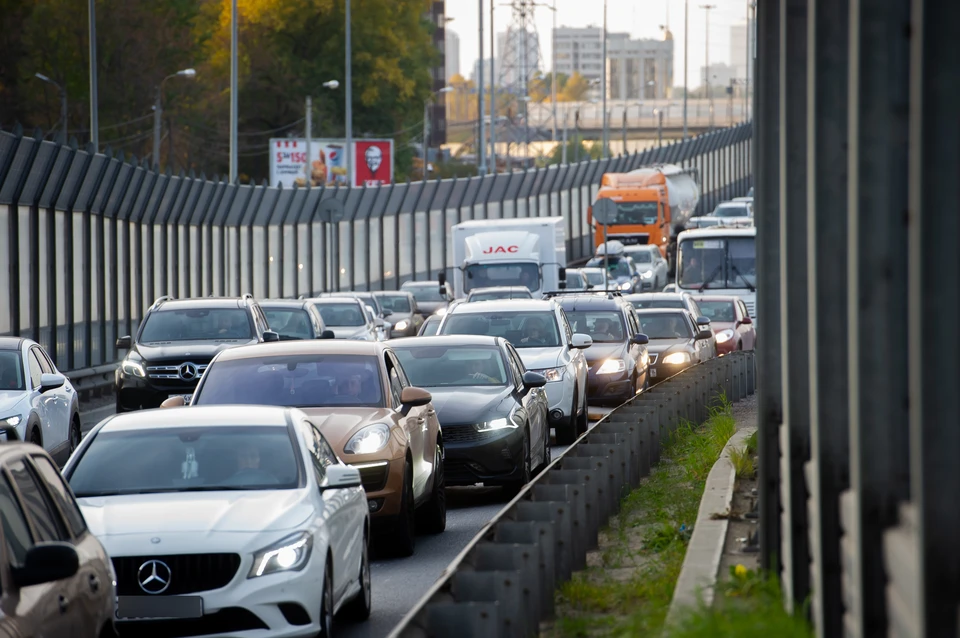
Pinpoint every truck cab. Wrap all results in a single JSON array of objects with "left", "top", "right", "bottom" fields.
[{"left": 673, "top": 225, "right": 758, "bottom": 323}]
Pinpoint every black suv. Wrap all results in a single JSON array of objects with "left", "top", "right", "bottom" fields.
[
  {"left": 547, "top": 291, "right": 651, "bottom": 406},
  {"left": 114, "top": 295, "right": 278, "bottom": 412}
]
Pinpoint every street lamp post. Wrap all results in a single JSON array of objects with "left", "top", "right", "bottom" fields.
[
  {"left": 34, "top": 73, "right": 67, "bottom": 145},
  {"left": 700, "top": 4, "right": 716, "bottom": 130},
  {"left": 88, "top": 0, "right": 98, "bottom": 151},
  {"left": 478, "top": 0, "right": 486, "bottom": 175},
  {"left": 424, "top": 87, "right": 454, "bottom": 178},
  {"left": 601, "top": 0, "right": 608, "bottom": 158},
  {"left": 345, "top": 0, "right": 353, "bottom": 186},
  {"left": 683, "top": 0, "right": 689, "bottom": 140},
  {"left": 153, "top": 68, "right": 196, "bottom": 171},
  {"left": 229, "top": 0, "right": 238, "bottom": 182},
  {"left": 305, "top": 80, "right": 340, "bottom": 187}
]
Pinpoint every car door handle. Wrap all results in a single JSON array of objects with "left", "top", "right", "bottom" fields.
[
  {"left": 58, "top": 595, "right": 69, "bottom": 614},
  {"left": 89, "top": 574, "right": 100, "bottom": 593}
]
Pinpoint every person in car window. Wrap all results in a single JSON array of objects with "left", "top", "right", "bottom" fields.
[
  {"left": 462, "top": 359, "right": 499, "bottom": 384},
  {"left": 216, "top": 314, "right": 233, "bottom": 335},
  {"left": 683, "top": 256, "right": 702, "bottom": 283},
  {"left": 592, "top": 318, "right": 618, "bottom": 341},
  {"left": 236, "top": 442, "right": 261, "bottom": 472},
  {"left": 520, "top": 318, "right": 547, "bottom": 345},
  {"left": 336, "top": 375, "right": 362, "bottom": 399}
]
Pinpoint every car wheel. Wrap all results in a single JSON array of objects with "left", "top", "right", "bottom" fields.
[
  {"left": 69, "top": 416, "right": 82, "bottom": 453},
  {"left": 316, "top": 560, "right": 334, "bottom": 638},
  {"left": 555, "top": 390, "right": 578, "bottom": 445},
  {"left": 388, "top": 462, "right": 416, "bottom": 557},
  {"left": 29, "top": 427, "right": 41, "bottom": 447},
  {"left": 536, "top": 427, "right": 552, "bottom": 474},
  {"left": 340, "top": 532, "right": 372, "bottom": 621},
  {"left": 504, "top": 430, "right": 531, "bottom": 496},
  {"left": 576, "top": 394, "right": 589, "bottom": 436},
  {"left": 416, "top": 444, "right": 446, "bottom": 534}
]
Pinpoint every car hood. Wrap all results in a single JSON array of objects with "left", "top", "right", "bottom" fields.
[
  {"left": 0, "top": 392, "right": 26, "bottom": 416},
  {"left": 328, "top": 326, "right": 371, "bottom": 340},
  {"left": 648, "top": 338, "right": 694, "bottom": 355},
  {"left": 514, "top": 347, "right": 562, "bottom": 371},
  {"left": 300, "top": 408, "right": 397, "bottom": 450},
  {"left": 415, "top": 301, "right": 446, "bottom": 315},
  {"left": 583, "top": 342, "right": 627, "bottom": 365},
  {"left": 710, "top": 321, "right": 736, "bottom": 332},
  {"left": 387, "top": 312, "right": 416, "bottom": 325},
  {"left": 424, "top": 386, "right": 513, "bottom": 426},
  {"left": 135, "top": 340, "right": 254, "bottom": 362},
  {"left": 78, "top": 490, "right": 313, "bottom": 537}
]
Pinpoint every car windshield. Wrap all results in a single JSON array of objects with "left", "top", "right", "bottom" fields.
[
  {"left": 420, "top": 316, "right": 441, "bottom": 336},
  {"left": 637, "top": 313, "right": 694, "bottom": 339},
  {"left": 697, "top": 300, "right": 736, "bottom": 322},
  {"left": 68, "top": 425, "right": 301, "bottom": 497},
  {"left": 714, "top": 204, "right": 750, "bottom": 218},
  {"left": 470, "top": 290, "right": 532, "bottom": 302},
  {"left": 0, "top": 351, "right": 24, "bottom": 391},
  {"left": 314, "top": 303, "right": 365, "bottom": 327},
  {"left": 394, "top": 346, "right": 509, "bottom": 387},
  {"left": 678, "top": 236, "right": 757, "bottom": 290},
  {"left": 195, "top": 355, "right": 384, "bottom": 408},
  {"left": 263, "top": 309, "right": 314, "bottom": 340},
  {"left": 140, "top": 308, "right": 252, "bottom": 342},
  {"left": 630, "top": 298, "right": 684, "bottom": 309},
  {"left": 404, "top": 284, "right": 445, "bottom": 302},
  {"left": 564, "top": 271, "right": 587, "bottom": 289},
  {"left": 609, "top": 201, "right": 658, "bottom": 225},
  {"left": 463, "top": 263, "right": 541, "bottom": 293},
  {"left": 585, "top": 257, "right": 632, "bottom": 279},
  {"left": 624, "top": 249, "right": 653, "bottom": 263},
  {"left": 377, "top": 295, "right": 411, "bottom": 314},
  {"left": 564, "top": 311, "right": 626, "bottom": 343},
  {"left": 441, "top": 311, "right": 561, "bottom": 349},
  {"left": 582, "top": 270, "right": 605, "bottom": 286}
]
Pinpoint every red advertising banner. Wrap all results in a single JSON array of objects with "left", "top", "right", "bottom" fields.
[{"left": 353, "top": 140, "right": 394, "bottom": 187}]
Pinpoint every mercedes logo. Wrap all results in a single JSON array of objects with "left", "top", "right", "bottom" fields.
[
  {"left": 178, "top": 362, "right": 199, "bottom": 381},
  {"left": 137, "top": 559, "right": 172, "bottom": 594}
]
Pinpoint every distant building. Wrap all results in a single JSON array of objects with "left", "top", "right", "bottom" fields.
[
  {"left": 605, "top": 30, "right": 674, "bottom": 100},
  {"left": 729, "top": 23, "right": 748, "bottom": 83},
  {"left": 553, "top": 26, "right": 604, "bottom": 82},
  {"left": 471, "top": 59, "right": 496, "bottom": 85},
  {"left": 446, "top": 29, "right": 461, "bottom": 80},
  {"left": 496, "top": 28, "right": 541, "bottom": 92},
  {"left": 700, "top": 62, "right": 737, "bottom": 93},
  {"left": 427, "top": 0, "right": 447, "bottom": 147}
]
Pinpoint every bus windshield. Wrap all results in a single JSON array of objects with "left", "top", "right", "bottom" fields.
[{"left": 677, "top": 236, "right": 756, "bottom": 290}]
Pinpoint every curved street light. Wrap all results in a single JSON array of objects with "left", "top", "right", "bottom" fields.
[
  {"left": 154, "top": 68, "right": 197, "bottom": 170},
  {"left": 34, "top": 73, "right": 67, "bottom": 144}
]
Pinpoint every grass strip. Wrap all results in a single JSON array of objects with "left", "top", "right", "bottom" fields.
[{"left": 546, "top": 397, "right": 737, "bottom": 637}]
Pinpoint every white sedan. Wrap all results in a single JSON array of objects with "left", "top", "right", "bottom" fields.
[{"left": 63, "top": 405, "right": 371, "bottom": 637}]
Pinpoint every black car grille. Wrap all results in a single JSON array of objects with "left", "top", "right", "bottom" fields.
[
  {"left": 352, "top": 461, "right": 389, "bottom": 492},
  {"left": 441, "top": 425, "right": 490, "bottom": 444},
  {"left": 116, "top": 608, "right": 267, "bottom": 638},
  {"left": 113, "top": 553, "right": 241, "bottom": 596},
  {"left": 443, "top": 458, "right": 480, "bottom": 484}
]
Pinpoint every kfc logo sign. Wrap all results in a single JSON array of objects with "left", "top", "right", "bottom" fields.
[{"left": 482, "top": 245, "right": 519, "bottom": 254}]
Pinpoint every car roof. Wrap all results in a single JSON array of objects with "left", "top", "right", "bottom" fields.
[
  {"left": 259, "top": 299, "right": 310, "bottom": 310},
  {"left": 155, "top": 297, "right": 249, "bottom": 311},
  {"left": 0, "top": 337, "right": 26, "bottom": 351},
  {"left": 678, "top": 226, "right": 756, "bottom": 239},
  {"left": 580, "top": 267, "right": 604, "bottom": 273},
  {"left": 98, "top": 405, "right": 298, "bottom": 433},
  {"left": 388, "top": 335, "right": 504, "bottom": 348},
  {"left": 212, "top": 339, "right": 387, "bottom": 361},
  {"left": 400, "top": 281, "right": 438, "bottom": 288},
  {"left": 469, "top": 286, "right": 530, "bottom": 294},
  {"left": 323, "top": 291, "right": 374, "bottom": 299},
  {"left": 555, "top": 294, "right": 627, "bottom": 311},
  {"left": 692, "top": 295, "right": 740, "bottom": 302},
  {"left": 624, "top": 292, "right": 691, "bottom": 301},
  {"left": 449, "top": 299, "right": 556, "bottom": 314},
  {"left": 305, "top": 297, "right": 363, "bottom": 306},
  {"left": 634, "top": 307, "right": 689, "bottom": 317},
  {"left": 374, "top": 290, "right": 411, "bottom": 296}
]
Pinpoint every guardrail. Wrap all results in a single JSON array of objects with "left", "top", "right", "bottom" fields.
[{"left": 387, "top": 351, "right": 756, "bottom": 638}]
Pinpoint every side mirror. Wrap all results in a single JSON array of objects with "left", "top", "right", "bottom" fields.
[
  {"left": 695, "top": 329, "right": 713, "bottom": 340},
  {"left": 160, "top": 396, "right": 186, "bottom": 408},
  {"left": 438, "top": 272, "right": 447, "bottom": 286},
  {"left": 631, "top": 333, "right": 649, "bottom": 345},
  {"left": 740, "top": 316, "right": 753, "bottom": 325},
  {"left": 382, "top": 309, "right": 393, "bottom": 317},
  {"left": 400, "top": 386, "right": 432, "bottom": 408},
  {"left": 558, "top": 267, "right": 567, "bottom": 281},
  {"left": 322, "top": 465, "right": 363, "bottom": 490},
  {"left": 319, "top": 329, "right": 336, "bottom": 339},
  {"left": 39, "top": 373, "right": 65, "bottom": 393},
  {"left": 570, "top": 333, "right": 593, "bottom": 350},
  {"left": 116, "top": 335, "right": 132, "bottom": 349},
  {"left": 12, "top": 542, "right": 79, "bottom": 589},
  {"left": 263, "top": 330, "right": 280, "bottom": 342},
  {"left": 558, "top": 280, "right": 567, "bottom": 290},
  {"left": 696, "top": 316, "right": 711, "bottom": 327},
  {"left": 521, "top": 371, "right": 548, "bottom": 389}
]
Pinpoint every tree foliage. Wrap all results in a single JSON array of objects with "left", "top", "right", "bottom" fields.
[
  {"left": 0, "top": 0, "right": 436, "bottom": 181},
  {"left": 558, "top": 72, "right": 591, "bottom": 102}
]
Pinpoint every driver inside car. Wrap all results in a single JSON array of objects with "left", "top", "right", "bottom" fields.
[
  {"left": 462, "top": 358, "right": 499, "bottom": 384},
  {"left": 336, "top": 375, "right": 362, "bottom": 399},
  {"left": 520, "top": 318, "right": 547, "bottom": 345}
]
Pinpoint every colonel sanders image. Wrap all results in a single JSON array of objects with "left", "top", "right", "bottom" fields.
[{"left": 364, "top": 145, "right": 384, "bottom": 186}]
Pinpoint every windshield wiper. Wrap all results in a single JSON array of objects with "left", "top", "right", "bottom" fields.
[
  {"left": 698, "top": 265, "right": 723, "bottom": 292},
  {"left": 728, "top": 263, "right": 756, "bottom": 292}
]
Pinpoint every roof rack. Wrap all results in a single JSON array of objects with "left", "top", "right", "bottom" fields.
[
  {"left": 241, "top": 293, "right": 255, "bottom": 303},
  {"left": 542, "top": 289, "right": 622, "bottom": 299},
  {"left": 151, "top": 295, "right": 172, "bottom": 308}
]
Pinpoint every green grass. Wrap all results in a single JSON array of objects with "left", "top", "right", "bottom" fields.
[
  {"left": 745, "top": 430, "right": 758, "bottom": 456},
  {"left": 729, "top": 445, "right": 756, "bottom": 479},
  {"left": 548, "top": 399, "right": 739, "bottom": 637}
]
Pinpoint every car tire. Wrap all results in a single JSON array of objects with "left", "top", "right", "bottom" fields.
[
  {"left": 340, "top": 532, "right": 372, "bottom": 622},
  {"left": 416, "top": 444, "right": 446, "bottom": 534},
  {"left": 535, "top": 427, "right": 551, "bottom": 474},
  {"left": 576, "top": 394, "right": 589, "bottom": 436},
  {"left": 555, "top": 390, "right": 578, "bottom": 445},
  {"left": 69, "top": 416, "right": 82, "bottom": 454},
  {"left": 316, "top": 560, "right": 334, "bottom": 638},
  {"left": 29, "top": 425, "right": 41, "bottom": 447},
  {"left": 504, "top": 430, "right": 531, "bottom": 496},
  {"left": 388, "top": 462, "right": 416, "bottom": 557}
]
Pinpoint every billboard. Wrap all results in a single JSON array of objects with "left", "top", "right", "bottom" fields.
[{"left": 269, "top": 138, "right": 394, "bottom": 189}]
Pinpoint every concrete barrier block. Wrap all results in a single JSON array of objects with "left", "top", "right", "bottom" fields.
[
  {"left": 555, "top": 456, "right": 614, "bottom": 529},
  {"left": 513, "top": 500, "right": 574, "bottom": 583},
  {"left": 469, "top": 543, "right": 541, "bottom": 637},
  {"left": 451, "top": 571, "right": 529, "bottom": 638},
  {"left": 574, "top": 444, "right": 626, "bottom": 508},
  {"left": 494, "top": 521, "right": 557, "bottom": 620},
  {"left": 543, "top": 470, "right": 600, "bottom": 551},
  {"left": 584, "top": 431, "right": 634, "bottom": 494},
  {"left": 419, "top": 602, "right": 499, "bottom": 637},
  {"left": 593, "top": 420, "right": 644, "bottom": 486},
  {"left": 533, "top": 484, "right": 587, "bottom": 571}
]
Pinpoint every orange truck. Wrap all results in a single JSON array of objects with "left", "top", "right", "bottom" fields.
[{"left": 588, "top": 164, "right": 700, "bottom": 272}]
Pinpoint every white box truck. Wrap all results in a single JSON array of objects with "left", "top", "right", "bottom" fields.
[{"left": 447, "top": 217, "right": 567, "bottom": 299}]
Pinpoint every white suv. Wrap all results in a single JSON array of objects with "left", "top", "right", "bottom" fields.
[{"left": 437, "top": 299, "right": 591, "bottom": 444}]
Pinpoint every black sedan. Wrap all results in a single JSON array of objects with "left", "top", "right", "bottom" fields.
[
  {"left": 390, "top": 335, "right": 550, "bottom": 493},
  {"left": 635, "top": 308, "right": 716, "bottom": 383},
  {"left": 375, "top": 290, "right": 424, "bottom": 337}
]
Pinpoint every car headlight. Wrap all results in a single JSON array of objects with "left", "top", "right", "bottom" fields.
[
  {"left": 393, "top": 320, "right": 409, "bottom": 331},
  {"left": 715, "top": 329, "right": 735, "bottom": 344},
  {"left": 596, "top": 359, "right": 626, "bottom": 375},
  {"left": 0, "top": 415, "right": 22, "bottom": 428},
  {"left": 435, "top": 306, "right": 448, "bottom": 317},
  {"left": 121, "top": 358, "right": 145, "bottom": 378},
  {"left": 344, "top": 423, "right": 392, "bottom": 455},
  {"left": 661, "top": 352, "right": 692, "bottom": 365},
  {"left": 619, "top": 282, "right": 632, "bottom": 291},
  {"left": 536, "top": 367, "right": 565, "bottom": 382},
  {"left": 476, "top": 415, "right": 519, "bottom": 432},
  {"left": 640, "top": 270, "right": 654, "bottom": 279},
  {"left": 248, "top": 531, "right": 313, "bottom": 578}
]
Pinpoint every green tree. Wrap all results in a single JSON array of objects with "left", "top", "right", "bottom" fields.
[{"left": 558, "top": 71, "right": 590, "bottom": 102}]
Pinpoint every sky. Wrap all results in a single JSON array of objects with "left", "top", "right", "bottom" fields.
[{"left": 445, "top": 0, "right": 751, "bottom": 89}]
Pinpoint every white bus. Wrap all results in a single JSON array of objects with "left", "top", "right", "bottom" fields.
[{"left": 673, "top": 225, "right": 757, "bottom": 322}]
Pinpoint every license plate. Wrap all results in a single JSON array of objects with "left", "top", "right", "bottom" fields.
[
  {"left": 168, "top": 394, "right": 192, "bottom": 403},
  {"left": 650, "top": 369, "right": 658, "bottom": 378},
  {"left": 117, "top": 596, "right": 203, "bottom": 620}
]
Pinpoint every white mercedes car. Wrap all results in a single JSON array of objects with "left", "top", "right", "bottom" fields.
[{"left": 63, "top": 405, "right": 371, "bottom": 638}]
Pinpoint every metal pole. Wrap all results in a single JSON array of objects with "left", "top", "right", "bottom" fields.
[
  {"left": 88, "top": 0, "right": 98, "bottom": 150},
  {"left": 525, "top": 100, "right": 530, "bottom": 161},
  {"left": 153, "top": 86, "right": 162, "bottom": 169},
  {"left": 603, "top": 223, "right": 609, "bottom": 290},
  {"left": 551, "top": 0, "right": 557, "bottom": 142},
  {"left": 345, "top": 0, "right": 353, "bottom": 186},
  {"left": 305, "top": 96, "right": 312, "bottom": 186},
  {"left": 683, "top": 0, "right": 688, "bottom": 139},
  {"left": 744, "top": 0, "right": 751, "bottom": 120},
  {"left": 229, "top": 0, "right": 238, "bottom": 182},
  {"left": 574, "top": 109, "right": 581, "bottom": 163},
  {"left": 489, "top": 0, "right": 496, "bottom": 173},
  {"left": 700, "top": 4, "right": 716, "bottom": 130},
  {"left": 423, "top": 100, "right": 430, "bottom": 178},
  {"left": 601, "top": 0, "right": 608, "bottom": 158},
  {"left": 478, "top": 0, "right": 486, "bottom": 175},
  {"left": 658, "top": 109, "right": 663, "bottom": 147},
  {"left": 621, "top": 109, "right": 627, "bottom": 154},
  {"left": 60, "top": 88, "right": 68, "bottom": 145},
  {"left": 562, "top": 112, "right": 568, "bottom": 164}
]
